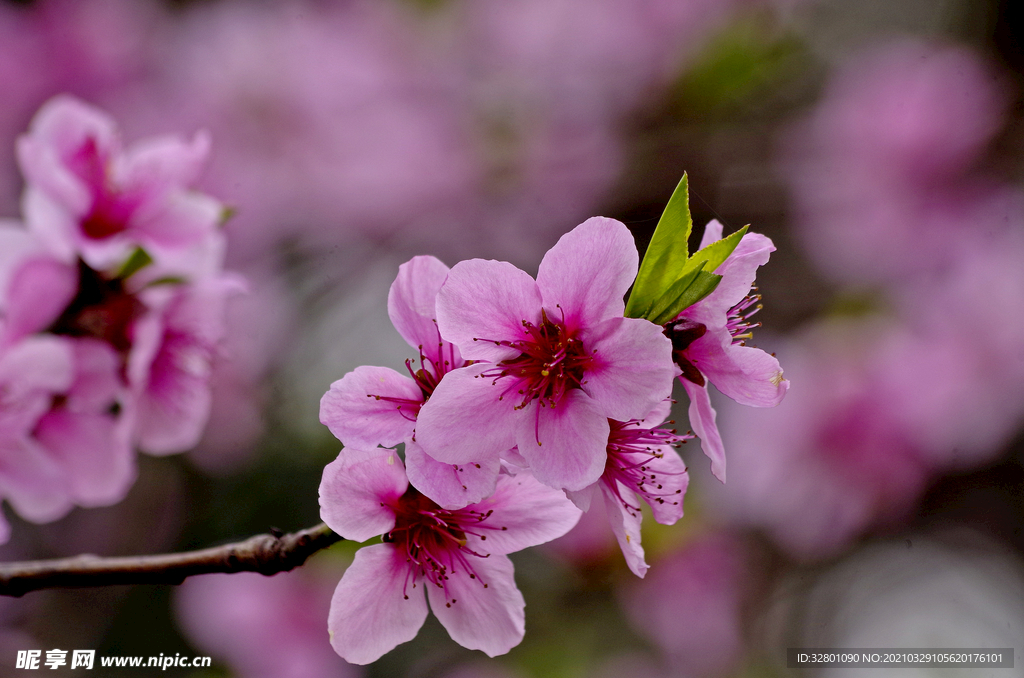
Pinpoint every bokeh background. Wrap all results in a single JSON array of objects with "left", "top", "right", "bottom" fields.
[{"left": 2, "top": 0, "right": 1024, "bottom": 676}]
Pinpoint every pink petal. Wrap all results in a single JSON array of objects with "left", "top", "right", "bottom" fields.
[
  {"left": 20, "top": 189, "right": 79, "bottom": 263},
  {"left": 536, "top": 216, "right": 638, "bottom": 330},
  {"left": 34, "top": 409, "right": 135, "bottom": 507},
  {"left": 415, "top": 363, "right": 517, "bottom": 465},
  {"left": 0, "top": 335, "right": 74, "bottom": 397},
  {"left": 683, "top": 379, "right": 726, "bottom": 483},
  {"left": 64, "top": 338, "right": 122, "bottom": 410},
  {"left": 320, "top": 366, "right": 422, "bottom": 449},
  {"left": 697, "top": 219, "right": 725, "bottom": 250},
  {"left": 0, "top": 437, "right": 72, "bottom": 523},
  {"left": 5, "top": 257, "right": 84, "bottom": 344},
  {"left": 565, "top": 483, "right": 598, "bottom": 512},
  {"left": 135, "top": 352, "right": 212, "bottom": 456},
  {"left": 601, "top": 484, "right": 648, "bottom": 578},
  {"left": 688, "top": 230, "right": 775, "bottom": 324},
  {"left": 32, "top": 338, "right": 134, "bottom": 506},
  {"left": 688, "top": 334, "right": 789, "bottom": 408},
  {"left": 119, "top": 130, "right": 211, "bottom": 193},
  {"left": 318, "top": 449, "right": 407, "bottom": 542},
  {"left": 516, "top": 390, "right": 610, "bottom": 491},
  {"left": 435, "top": 259, "right": 541, "bottom": 361},
  {"left": 328, "top": 544, "right": 428, "bottom": 665},
  {"left": 405, "top": 440, "right": 500, "bottom": 510},
  {"left": 464, "top": 471, "right": 582, "bottom": 555},
  {"left": 0, "top": 225, "right": 49, "bottom": 309},
  {"left": 133, "top": 190, "right": 222, "bottom": 252},
  {"left": 426, "top": 554, "right": 525, "bottom": 658},
  {"left": 388, "top": 255, "right": 460, "bottom": 369},
  {"left": 638, "top": 399, "right": 673, "bottom": 428},
  {"left": 16, "top": 95, "right": 117, "bottom": 216},
  {"left": 133, "top": 320, "right": 214, "bottom": 456},
  {"left": 582, "top": 316, "right": 674, "bottom": 422}
]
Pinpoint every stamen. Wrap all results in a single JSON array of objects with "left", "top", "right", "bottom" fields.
[
  {"left": 726, "top": 288, "right": 763, "bottom": 346},
  {"left": 476, "top": 308, "right": 594, "bottom": 413},
  {"left": 601, "top": 415, "right": 692, "bottom": 517},
  {"left": 385, "top": 488, "right": 504, "bottom": 604}
]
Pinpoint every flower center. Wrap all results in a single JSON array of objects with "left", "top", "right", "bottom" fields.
[
  {"left": 384, "top": 487, "right": 507, "bottom": 605},
  {"left": 601, "top": 417, "right": 690, "bottom": 517},
  {"left": 664, "top": 319, "right": 707, "bottom": 386},
  {"left": 47, "top": 260, "right": 144, "bottom": 355},
  {"left": 479, "top": 307, "right": 593, "bottom": 410},
  {"left": 70, "top": 135, "right": 134, "bottom": 241},
  {"left": 82, "top": 198, "right": 133, "bottom": 240}
]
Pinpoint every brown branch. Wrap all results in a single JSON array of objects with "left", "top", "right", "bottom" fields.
[{"left": 0, "top": 522, "right": 342, "bottom": 597}]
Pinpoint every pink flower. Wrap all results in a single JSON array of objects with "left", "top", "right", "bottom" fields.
[
  {"left": 128, "top": 273, "right": 243, "bottom": 455},
  {"left": 668, "top": 220, "right": 788, "bottom": 482},
  {"left": 416, "top": 217, "right": 675, "bottom": 492},
  {"left": 710, "top": 320, "right": 932, "bottom": 559},
  {"left": 0, "top": 335, "right": 76, "bottom": 541},
  {"left": 567, "top": 400, "right": 690, "bottom": 577},
  {"left": 16, "top": 95, "right": 221, "bottom": 271},
  {"left": 781, "top": 41, "right": 1010, "bottom": 284},
  {"left": 318, "top": 449, "right": 581, "bottom": 664},
  {"left": 620, "top": 533, "right": 746, "bottom": 677},
  {"left": 320, "top": 255, "right": 499, "bottom": 508},
  {"left": 0, "top": 333, "right": 135, "bottom": 543},
  {"left": 176, "top": 570, "right": 360, "bottom": 678}
]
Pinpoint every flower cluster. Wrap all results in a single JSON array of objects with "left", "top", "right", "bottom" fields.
[
  {"left": 0, "top": 96, "right": 240, "bottom": 542},
  {"left": 319, "top": 213, "right": 787, "bottom": 662}
]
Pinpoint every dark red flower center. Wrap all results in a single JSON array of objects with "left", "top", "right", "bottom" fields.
[
  {"left": 601, "top": 416, "right": 691, "bottom": 517},
  {"left": 478, "top": 307, "right": 594, "bottom": 410},
  {"left": 664, "top": 319, "right": 707, "bottom": 387},
  {"left": 47, "top": 260, "right": 144, "bottom": 356},
  {"left": 70, "top": 135, "right": 134, "bottom": 241},
  {"left": 384, "top": 487, "right": 507, "bottom": 605}
]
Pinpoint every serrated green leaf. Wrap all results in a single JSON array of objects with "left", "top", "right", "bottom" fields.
[
  {"left": 625, "top": 174, "right": 692, "bottom": 318},
  {"left": 648, "top": 269, "right": 723, "bottom": 325},
  {"left": 115, "top": 247, "right": 153, "bottom": 279},
  {"left": 683, "top": 224, "right": 747, "bottom": 277},
  {"left": 645, "top": 262, "right": 706, "bottom": 324}
]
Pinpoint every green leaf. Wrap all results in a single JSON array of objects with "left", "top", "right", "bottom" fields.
[
  {"left": 647, "top": 268, "right": 723, "bottom": 326},
  {"left": 683, "top": 224, "right": 747, "bottom": 278},
  {"left": 625, "top": 174, "right": 692, "bottom": 318},
  {"left": 645, "top": 262, "right": 706, "bottom": 324},
  {"left": 144, "top": 276, "right": 187, "bottom": 288},
  {"left": 115, "top": 247, "right": 153, "bottom": 279}
]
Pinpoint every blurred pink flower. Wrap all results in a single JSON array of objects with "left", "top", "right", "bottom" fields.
[
  {"left": 176, "top": 569, "right": 359, "bottom": 678},
  {"left": 669, "top": 220, "right": 788, "bottom": 482},
  {"left": 782, "top": 40, "right": 1010, "bottom": 284},
  {"left": 892, "top": 226, "right": 1024, "bottom": 466},
  {"left": 0, "top": 0, "right": 160, "bottom": 209},
  {"left": 128, "top": 273, "right": 244, "bottom": 456},
  {"left": 0, "top": 335, "right": 77, "bottom": 541},
  {"left": 132, "top": 0, "right": 476, "bottom": 263},
  {"left": 17, "top": 95, "right": 221, "bottom": 272},
  {"left": 711, "top": 320, "right": 939, "bottom": 558},
  {"left": 318, "top": 449, "right": 580, "bottom": 664},
  {"left": 417, "top": 218, "right": 674, "bottom": 493},
  {"left": 620, "top": 533, "right": 745, "bottom": 677}
]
